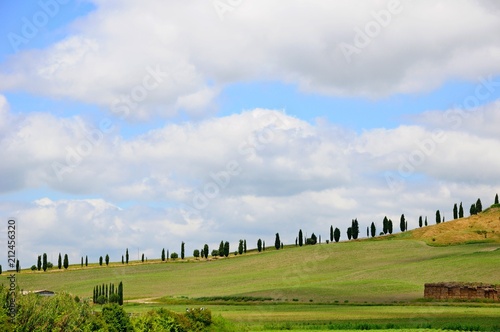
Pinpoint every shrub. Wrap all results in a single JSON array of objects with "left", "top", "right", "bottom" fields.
[{"left": 170, "top": 252, "right": 179, "bottom": 260}]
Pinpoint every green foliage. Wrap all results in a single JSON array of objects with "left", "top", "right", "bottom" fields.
[
  {"left": 219, "top": 241, "right": 224, "bottom": 257},
  {"left": 299, "top": 229, "right": 304, "bottom": 246},
  {"left": 495, "top": 193, "right": 499, "bottom": 205},
  {"left": 333, "top": 227, "right": 340, "bottom": 243},
  {"left": 101, "top": 303, "right": 134, "bottom": 332},
  {"left": 63, "top": 254, "right": 69, "bottom": 269},
  {"left": 99, "top": 256, "right": 103, "bottom": 266},
  {"left": 351, "top": 219, "right": 359, "bottom": 239},
  {"left": 238, "top": 239, "right": 244, "bottom": 255},
  {"left": 58, "top": 253, "right": 62, "bottom": 269},
  {"left": 141, "top": 253, "right": 145, "bottom": 262},
  {"left": 193, "top": 249, "right": 200, "bottom": 258},
  {"left": 223, "top": 241, "right": 229, "bottom": 257},
  {"left": 181, "top": 241, "right": 185, "bottom": 260},
  {"left": 257, "top": 238, "right": 262, "bottom": 252},
  {"left": 85, "top": 255, "right": 88, "bottom": 267},
  {"left": 161, "top": 248, "right": 165, "bottom": 261},
  {"left": 400, "top": 214, "right": 406, "bottom": 232},
  {"left": 106, "top": 254, "right": 110, "bottom": 266},
  {"left": 211, "top": 249, "right": 218, "bottom": 257},
  {"left": 347, "top": 227, "right": 352, "bottom": 240},
  {"left": 418, "top": 216, "right": 423, "bottom": 228},
  {"left": 37, "top": 255, "right": 41, "bottom": 271},
  {"left": 459, "top": 202, "right": 464, "bottom": 218},
  {"left": 42, "top": 253, "right": 47, "bottom": 272},
  {"left": 170, "top": 252, "right": 179, "bottom": 260},
  {"left": 275, "top": 233, "right": 281, "bottom": 250},
  {"left": 453, "top": 203, "right": 458, "bottom": 219},
  {"left": 203, "top": 244, "right": 209, "bottom": 259},
  {"left": 436, "top": 210, "right": 441, "bottom": 224},
  {"left": 31, "top": 265, "right": 36, "bottom": 271},
  {"left": 476, "top": 198, "right": 483, "bottom": 213},
  {"left": 470, "top": 203, "right": 477, "bottom": 216},
  {"left": 370, "top": 222, "right": 376, "bottom": 238},
  {"left": 126, "top": 248, "right": 129, "bottom": 264}
]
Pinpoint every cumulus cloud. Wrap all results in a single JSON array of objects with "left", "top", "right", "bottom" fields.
[
  {"left": 2, "top": 97, "right": 500, "bottom": 266},
  {"left": 1, "top": 1, "right": 500, "bottom": 120}
]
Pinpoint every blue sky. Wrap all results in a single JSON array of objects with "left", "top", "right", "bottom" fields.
[{"left": 1, "top": 0, "right": 500, "bottom": 268}]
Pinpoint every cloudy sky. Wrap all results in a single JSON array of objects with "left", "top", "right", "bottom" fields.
[{"left": 1, "top": 0, "right": 500, "bottom": 268}]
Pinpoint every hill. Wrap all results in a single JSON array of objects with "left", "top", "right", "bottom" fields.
[{"left": 407, "top": 206, "right": 500, "bottom": 245}]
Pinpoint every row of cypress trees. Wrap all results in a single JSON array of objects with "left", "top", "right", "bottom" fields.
[{"left": 93, "top": 281, "right": 123, "bottom": 305}]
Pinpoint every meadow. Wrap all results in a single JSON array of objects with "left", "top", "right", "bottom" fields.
[{"left": 12, "top": 208, "right": 500, "bottom": 330}]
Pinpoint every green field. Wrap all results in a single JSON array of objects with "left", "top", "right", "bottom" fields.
[{"left": 13, "top": 235, "right": 500, "bottom": 330}]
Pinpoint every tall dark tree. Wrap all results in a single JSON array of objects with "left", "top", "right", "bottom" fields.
[
  {"left": 388, "top": 219, "right": 393, "bottom": 234},
  {"left": 99, "top": 256, "right": 103, "bottom": 266},
  {"left": 275, "top": 233, "right": 281, "bottom": 250},
  {"left": 105, "top": 254, "right": 110, "bottom": 266},
  {"left": 436, "top": 210, "right": 441, "bottom": 224},
  {"left": 167, "top": 250, "right": 169, "bottom": 261},
  {"left": 219, "top": 241, "right": 224, "bottom": 257},
  {"left": 495, "top": 194, "right": 499, "bottom": 205},
  {"left": 63, "top": 254, "right": 69, "bottom": 269},
  {"left": 42, "top": 253, "right": 47, "bottom": 271},
  {"left": 470, "top": 204, "right": 477, "bottom": 215},
  {"left": 85, "top": 255, "right": 88, "bottom": 267},
  {"left": 419, "top": 216, "right": 423, "bottom": 228},
  {"left": 424, "top": 216, "right": 428, "bottom": 226},
  {"left": 161, "top": 248, "right": 165, "bottom": 261},
  {"left": 310, "top": 233, "right": 317, "bottom": 245},
  {"left": 125, "top": 248, "right": 129, "bottom": 264},
  {"left": 141, "top": 253, "right": 145, "bottom": 262},
  {"left": 453, "top": 203, "right": 458, "bottom": 220},
  {"left": 400, "top": 214, "right": 406, "bottom": 232},
  {"left": 351, "top": 219, "right": 359, "bottom": 240},
  {"left": 383, "top": 216, "right": 388, "bottom": 234},
  {"left": 238, "top": 240, "right": 243, "bottom": 255},
  {"left": 263, "top": 241, "right": 265, "bottom": 251},
  {"left": 81, "top": 257, "right": 84, "bottom": 268},
  {"left": 58, "top": 253, "right": 62, "bottom": 269},
  {"left": 122, "top": 255, "right": 124, "bottom": 264},
  {"left": 366, "top": 227, "right": 369, "bottom": 238},
  {"left": 37, "top": 255, "right": 42, "bottom": 271},
  {"left": 299, "top": 229, "right": 304, "bottom": 246},
  {"left": 334, "top": 227, "right": 341, "bottom": 243},
  {"left": 203, "top": 244, "right": 209, "bottom": 259},
  {"left": 223, "top": 241, "right": 230, "bottom": 257},
  {"left": 329, "top": 226, "right": 333, "bottom": 243},
  {"left": 16, "top": 260, "right": 20, "bottom": 273},
  {"left": 243, "top": 240, "right": 247, "bottom": 254},
  {"left": 347, "top": 227, "right": 352, "bottom": 240},
  {"left": 181, "top": 242, "right": 185, "bottom": 260},
  {"left": 476, "top": 198, "right": 483, "bottom": 213},
  {"left": 459, "top": 202, "right": 464, "bottom": 218},
  {"left": 370, "top": 222, "right": 376, "bottom": 238},
  {"left": 118, "top": 281, "right": 124, "bottom": 305},
  {"left": 257, "top": 239, "right": 262, "bottom": 252}
]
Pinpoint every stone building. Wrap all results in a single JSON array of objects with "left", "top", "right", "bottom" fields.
[{"left": 424, "top": 282, "right": 499, "bottom": 301}]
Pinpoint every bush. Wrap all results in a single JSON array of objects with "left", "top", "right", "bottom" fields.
[
  {"left": 31, "top": 265, "right": 37, "bottom": 271},
  {"left": 101, "top": 303, "right": 134, "bottom": 332},
  {"left": 96, "top": 295, "right": 108, "bottom": 305},
  {"left": 170, "top": 252, "right": 179, "bottom": 260}
]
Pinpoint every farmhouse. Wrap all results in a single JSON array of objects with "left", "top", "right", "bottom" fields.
[
  {"left": 424, "top": 282, "right": 499, "bottom": 301},
  {"left": 21, "top": 290, "right": 55, "bottom": 297}
]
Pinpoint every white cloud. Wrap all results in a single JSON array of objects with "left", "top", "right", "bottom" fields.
[{"left": 1, "top": 1, "right": 500, "bottom": 119}]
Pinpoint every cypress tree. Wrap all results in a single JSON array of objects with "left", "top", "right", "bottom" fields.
[
  {"left": 85, "top": 255, "right": 88, "bottom": 267},
  {"left": 63, "top": 254, "right": 69, "bottom": 269},
  {"left": 366, "top": 227, "right": 369, "bottom": 238},
  {"left": 470, "top": 204, "right": 477, "bottom": 215},
  {"left": 99, "top": 256, "right": 103, "bottom": 266},
  {"left": 219, "top": 241, "right": 224, "bottom": 257},
  {"left": 126, "top": 248, "right": 129, "bottom": 264},
  {"left": 105, "top": 254, "right": 110, "bottom": 266},
  {"left": 453, "top": 203, "right": 458, "bottom": 219},
  {"left": 400, "top": 214, "right": 406, "bottom": 232},
  {"left": 347, "top": 227, "right": 352, "bottom": 240},
  {"left": 424, "top": 216, "right": 428, "bottom": 226},
  {"left": 459, "top": 202, "right": 464, "bottom": 218},
  {"left": 388, "top": 219, "right": 393, "bottom": 234},
  {"left": 118, "top": 281, "right": 123, "bottom": 305},
  {"left": 204, "top": 244, "right": 209, "bottom": 258},
  {"left": 81, "top": 256, "right": 83, "bottom": 268},
  {"left": 42, "top": 253, "right": 47, "bottom": 271},
  {"left": 351, "top": 219, "right": 359, "bottom": 240},
  {"left": 299, "top": 229, "right": 304, "bottom": 246},
  {"left": 141, "top": 253, "right": 144, "bottom": 262},
  {"left": 181, "top": 242, "right": 185, "bottom": 260},
  {"left": 334, "top": 227, "right": 340, "bottom": 242},
  {"left": 0, "top": 265, "right": 2, "bottom": 275},
  {"left": 436, "top": 210, "right": 441, "bottom": 224},
  {"left": 238, "top": 240, "right": 243, "bottom": 255},
  {"left": 263, "top": 241, "right": 265, "bottom": 251},
  {"left": 257, "top": 239, "right": 262, "bottom": 252},
  {"left": 370, "top": 222, "right": 376, "bottom": 238},
  {"left": 419, "top": 216, "right": 423, "bottom": 228},
  {"left": 295, "top": 237, "right": 298, "bottom": 246},
  {"left": 167, "top": 250, "right": 169, "bottom": 261},
  {"left": 243, "top": 240, "right": 247, "bottom": 254},
  {"left": 161, "top": 248, "right": 165, "bottom": 261},
  {"left": 224, "top": 241, "right": 230, "bottom": 257},
  {"left": 122, "top": 255, "right": 124, "bottom": 264},
  {"left": 16, "top": 260, "right": 20, "bottom": 273},
  {"left": 383, "top": 216, "right": 388, "bottom": 234},
  {"left": 476, "top": 198, "right": 482, "bottom": 213},
  {"left": 106, "top": 284, "right": 108, "bottom": 299},
  {"left": 37, "top": 255, "right": 41, "bottom": 271},
  {"left": 274, "top": 233, "right": 281, "bottom": 250},
  {"left": 58, "top": 253, "right": 62, "bottom": 269},
  {"left": 495, "top": 194, "right": 499, "bottom": 205}
]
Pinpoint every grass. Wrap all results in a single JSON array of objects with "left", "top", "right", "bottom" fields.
[{"left": 11, "top": 208, "right": 500, "bottom": 330}]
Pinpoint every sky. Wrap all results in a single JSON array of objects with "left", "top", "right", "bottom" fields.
[{"left": 1, "top": 0, "right": 500, "bottom": 268}]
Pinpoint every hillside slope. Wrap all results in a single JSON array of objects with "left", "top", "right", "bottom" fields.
[{"left": 408, "top": 206, "right": 500, "bottom": 245}]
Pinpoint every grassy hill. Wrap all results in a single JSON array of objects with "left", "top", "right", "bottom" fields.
[
  {"left": 405, "top": 206, "right": 500, "bottom": 245},
  {"left": 15, "top": 207, "right": 500, "bottom": 304}
]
